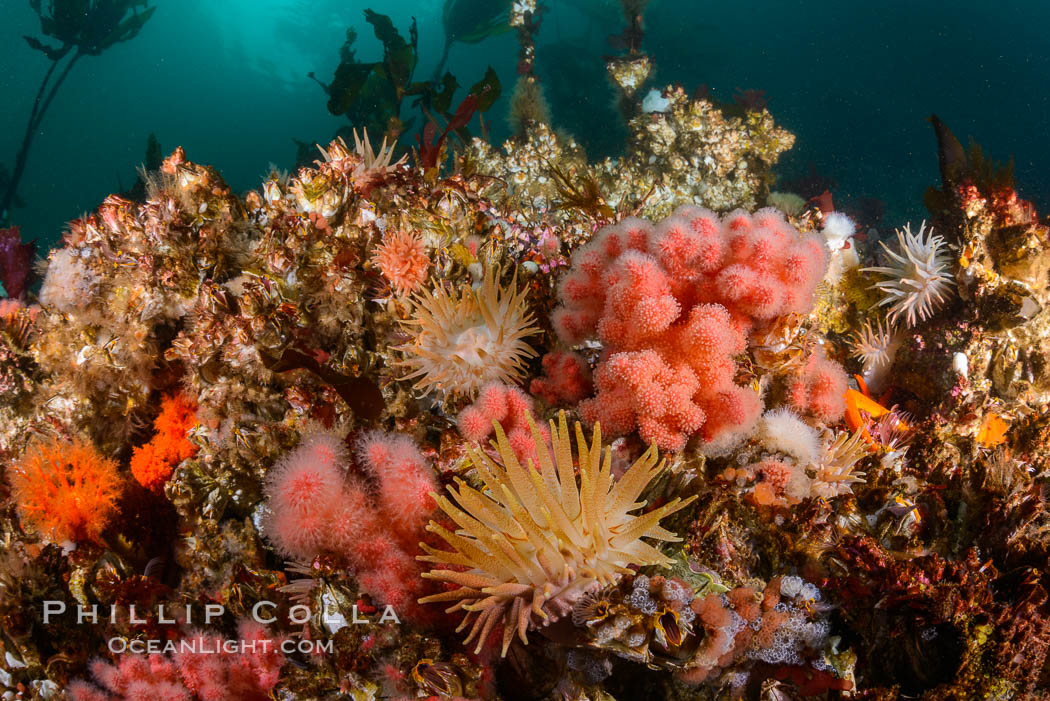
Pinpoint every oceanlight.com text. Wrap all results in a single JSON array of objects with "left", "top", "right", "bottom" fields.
[{"left": 106, "top": 637, "right": 334, "bottom": 656}]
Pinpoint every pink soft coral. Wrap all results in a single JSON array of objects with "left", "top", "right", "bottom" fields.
[
  {"left": 68, "top": 621, "right": 283, "bottom": 701},
  {"left": 553, "top": 207, "right": 828, "bottom": 450},
  {"left": 457, "top": 382, "right": 550, "bottom": 463},
  {"left": 785, "top": 348, "right": 848, "bottom": 422},
  {"left": 580, "top": 350, "right": 705, "bottom": 451},
  {"left": 261, "top": 431, "right": 346, "bottom": 560},
  {"left": 175, "top": 622, "right": 284, "bottom": 700},
  {"left": 529, "top": 351, "right": 593, "bottom": 406},
  {"left": 355, "top": 431, "right": 437, "bottom": 545},
  {"left": 261, "top": 430, "right": 437, "bottom": 620}
]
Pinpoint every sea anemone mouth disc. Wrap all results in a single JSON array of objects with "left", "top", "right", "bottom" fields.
[{"left": 397, "top": 266, "right": 540, "bottom": 398}]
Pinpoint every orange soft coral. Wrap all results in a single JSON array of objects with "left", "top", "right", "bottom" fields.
[
  {"left": 8, "top": 438, "right": 122, "bottom": 543},
  {"left": 130, "top": 393, "right": 198, "bottom": 491}
]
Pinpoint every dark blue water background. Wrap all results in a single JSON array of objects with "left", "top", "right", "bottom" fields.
[{"left": 2, "top": 0, "right": 1048, "bottom": 249}]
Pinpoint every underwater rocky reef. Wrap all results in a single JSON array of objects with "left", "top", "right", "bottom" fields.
[{"left": 2, "top": 2, "right": 1050, "bottom": 700}]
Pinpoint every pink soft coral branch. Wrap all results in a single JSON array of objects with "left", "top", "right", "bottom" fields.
[
  {"left": 261, "top": 430, "right": 438, "bottom": 620},
  {"left": 457, "top": 382, "right": 550, "bottom": 463},
  {"left": 68, "top": 621, "right": 283, "bottom": 701},
  {"left": 530, "top": 351, "right": 593, "bottom": 407},
  {"left": 785, "top": 347, "right": 848, "bottom": 422}
]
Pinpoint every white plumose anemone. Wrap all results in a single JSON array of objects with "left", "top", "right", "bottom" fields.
[
  {"left": 821, "top": 212, "right": 860, "bottom": 283},
  {"left": 864, "top": 222, "right": 953, "bottom": 327},
  {"left": 822, "top": 212, "right": 856, "bottom": 251},
  {"left": 754, "top": 408, "right": 821, "bottom": 465}
]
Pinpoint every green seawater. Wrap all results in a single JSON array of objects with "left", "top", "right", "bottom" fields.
[{"left": 1, "top": 0, "right": 1048, "bottom": 249}]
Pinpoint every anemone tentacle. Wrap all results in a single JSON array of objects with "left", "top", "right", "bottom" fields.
[
  {"left": 419, "top": 411, "right": 696, "bottom": 656},
  {"left": 864, "top": 221, "right": 953, "bottom": 327}
]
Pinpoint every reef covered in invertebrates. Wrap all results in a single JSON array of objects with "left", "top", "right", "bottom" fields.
[{"left": 2, "top": 4, "right": 1050, "bottom": 701}]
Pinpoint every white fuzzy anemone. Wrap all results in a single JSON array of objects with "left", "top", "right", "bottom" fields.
[
  {"left": 754, "top": 408, "right": 821, "bottom": 465},
  {"left": 864, "top": 222, "right": 953, "bottom": 327},
  {"left": 822, "top": 212, "right": 860, "bottom": 283}
]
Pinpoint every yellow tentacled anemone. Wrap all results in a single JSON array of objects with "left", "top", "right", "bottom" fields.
[{"left": 418, "top": 411, "right": 697, "bottom": 656}]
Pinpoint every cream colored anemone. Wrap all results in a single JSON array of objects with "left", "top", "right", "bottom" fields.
[
  {"left": 351, "top": 127, "right": 406, "bottom": 173},
  {"left": 418, "top": 412, "right": 697, "bottom": 656},
  {"left": 849, "top": 318, "right": 901, "bottom": 370},
  {"left": 398, "top": 268, "right": 539, "bottom": 398},
  {"left": 864, "top": 222, "right": 954, "bottom": 327},
  {"left": 810, "top": 429, "right": 869, "bottom": 500}
]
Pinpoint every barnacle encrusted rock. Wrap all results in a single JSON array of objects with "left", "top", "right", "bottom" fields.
[{"left": 467, "top": 86, "right": 795, "bottom": 239}]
